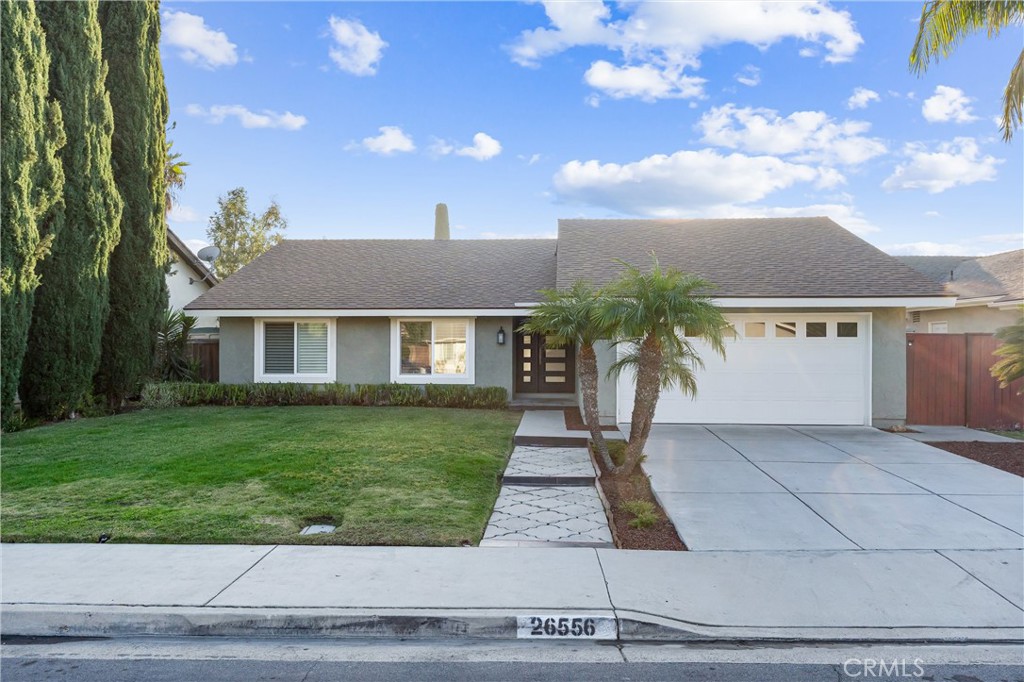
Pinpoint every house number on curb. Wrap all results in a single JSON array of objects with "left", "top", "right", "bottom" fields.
[{"left": 516, "top": 615, "right": 616, "bottom": 639}]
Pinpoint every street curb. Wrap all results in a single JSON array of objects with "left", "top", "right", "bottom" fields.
[{"left": 4, "top": 605, "right": 1022, "bottom": 644}]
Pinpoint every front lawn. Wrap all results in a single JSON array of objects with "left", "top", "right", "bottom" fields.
[{"left": 1, "top": 406, "right": 520, "bottom": 546}]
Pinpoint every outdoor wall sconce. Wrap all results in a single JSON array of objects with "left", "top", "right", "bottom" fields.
[{"left": 497, "top": 326, "right": 506, "bottom": 345}]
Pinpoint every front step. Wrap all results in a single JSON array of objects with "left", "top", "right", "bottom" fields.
[{"left": 513, "top": 434, "right": 588, "bottom": 447}]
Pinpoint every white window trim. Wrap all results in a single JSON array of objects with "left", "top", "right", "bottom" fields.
[
  {"left": 928, "top": 321, "right": 949, "bottom": 333},
  {"left": 390, "top": 318, "right": 476, "bottom": 385},
  {"left": 254, "top": 318, "right": 337, "bottom": 383}
]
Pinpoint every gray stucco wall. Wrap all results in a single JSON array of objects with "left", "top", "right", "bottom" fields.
[
  {"left": 869, "top": 307, "right": 907, "bottom": 427},
  {"left": 218, "top": 316, "right": 514, "bottom": 394},
  {"left": 219, "top": 317, "right": 254, "bottom": 383},
  {"left": 907, "top": 306, "right": 1019, "bottom": 335},
  {"left": 336, "top": 317, "right": 390, "bottom": 384},
  {"left": 473, "top": 317, "right": 514, "bottom": 395}
]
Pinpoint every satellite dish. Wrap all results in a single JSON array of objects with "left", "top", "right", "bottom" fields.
[{"left": 197, "top": 245, "right": 220, "bottom": 262}]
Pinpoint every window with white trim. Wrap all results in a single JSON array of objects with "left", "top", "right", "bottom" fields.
[
  {"left": 392, "top": 319, "right": 475, "bottom": 384},
  {"left": 255, "top": 319, "right": 335, "bottom": 382}
]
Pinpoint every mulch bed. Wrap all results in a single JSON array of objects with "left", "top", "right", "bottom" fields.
[
  {"left": 591, "top": 444, "right": 686, "bottom": 551},
  {"left": 564, "top": 407, "right": 619, "bottom": 432},
  {"left": 926, "top": 441, "right": 1024, "bottom": 477}
]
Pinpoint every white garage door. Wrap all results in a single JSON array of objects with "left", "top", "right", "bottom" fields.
[{"left": 616, "top": 314, "right": 871, "bottom": 425}]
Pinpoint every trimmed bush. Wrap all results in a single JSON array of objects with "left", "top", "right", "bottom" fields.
[{"left": 140, "top": 382, "right": 508, "bottom": 410}]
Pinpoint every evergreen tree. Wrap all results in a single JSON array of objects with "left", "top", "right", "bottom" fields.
[
  {"left": 21, "top": 1, "right": 123, "bottom": 419},
  {"left": 1, "top": 0, "right": 66, "bottom": 421},
  {"left": 94, "top": 1, "right": 169, "bottom": 406}
]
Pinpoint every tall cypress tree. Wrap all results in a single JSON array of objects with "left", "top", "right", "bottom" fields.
[
  {"left": 0, "top": 0, "right": 66, "bottom": 421},
  {"left": 94, "top": 1, "right": 169, "bottom": 406},
  {"left": 21, "top": 1, "right": 123, "bottom": 419}
]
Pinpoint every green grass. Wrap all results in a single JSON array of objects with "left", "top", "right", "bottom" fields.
[
  {"left": 990, "top": 430, "right": 1024, "bottom": 441},
  {"left": 1, "top": 406, "right": 520, "bottom": 546}
]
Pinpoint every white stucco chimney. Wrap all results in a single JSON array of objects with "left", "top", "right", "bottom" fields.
[{"left": 434, "top": 203, "right": 450, "bottom": 240}]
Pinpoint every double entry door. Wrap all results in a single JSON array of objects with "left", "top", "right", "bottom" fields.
[{"left": 513, "top": 318, "right": 575, "bottom": 394}]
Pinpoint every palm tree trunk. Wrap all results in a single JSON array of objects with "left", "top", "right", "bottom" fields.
[
  {"left": 578, "top": 343, "right": 614, "bottom": 470},
  {"left": 615, "top": 334, "right": 662, "bottom": 477}
]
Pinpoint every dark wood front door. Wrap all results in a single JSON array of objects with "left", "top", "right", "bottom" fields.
[{"left": 513, "top": 318, "right": 576, "bottom": 394}]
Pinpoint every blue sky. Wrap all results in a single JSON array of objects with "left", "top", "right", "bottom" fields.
[{"left": 161, "top": 1, "right": 1022, "bottom": 256}]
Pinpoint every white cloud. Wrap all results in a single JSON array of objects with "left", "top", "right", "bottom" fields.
[
  {"left": 882, "top": 137, "right": 1000, "bottom": 193},
  {"left": 883, "top": 234, "right": 1022, "bottom": 256},
  {"left": 347, "top": 126, "right": 415, "bottom": 155},
  {"left": 921, "top": 85, "right": 978, "bottom": 123},
  {"left": 735, "top": 65, "right": 761, "bottom": 87},
  {"left": 456, "top": 133, "right": 503, "bottom": 161},
  {"left": 186, "top": 104, "right": 307, "bottom": 131},
  {"left": 161, "top": 11, "right": 238, "bottom": 69},
  {"left": 431, "top": 133, "right": 503, "bottom": 161},
  {"left": 184, "top": 239, "right": 211, "bottom": 256},
  {"left": 846, "top": 87, "right": 880, "bottom": 109},
  {"left": 168, "top": 205, "right": 200, "bottom": 223},
  {"left": 697, "top": 104, "right": 887, "bottom": 165},
  {"left": 327, "top": 16, "right": 387, "bottom": 76},
  {"left": 518, "top": 153, "right": 543, "bottom": 165},
  {"left": 508, "top": 1, "right": 862, "bottom": 102},
  {"left": 923, "top": 210, "right": 941, "bottom": 218},
  {"left": 584, "top": 60, "right": 706, "bottom": 102},
  {"left": 553, "top": 148, "right": 838, "bottom": 217}
]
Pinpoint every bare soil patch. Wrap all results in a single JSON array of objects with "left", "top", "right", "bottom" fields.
[
  {"left": 927, "top": 441, "right": 1024, "bottom": 477},
  {"left": 591, "top": 442, "right": 686, "bottom": 551}
]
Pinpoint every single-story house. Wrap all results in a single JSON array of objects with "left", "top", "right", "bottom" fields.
[
  {"left": 898, "top": 250, "right": 1023, "bottom": 334},
  {"left": 167, "top": 228, "right": 219, "bottom": 338},
  {"left": 185, "top": 217, "right": 954, "bottom": 427}
]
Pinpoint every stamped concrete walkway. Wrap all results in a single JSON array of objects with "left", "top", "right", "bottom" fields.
[{"left": 481, "top": 443, "right": 612, "bottom": 547}]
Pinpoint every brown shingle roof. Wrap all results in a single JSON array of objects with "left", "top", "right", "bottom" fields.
[
  {"left": 900, "top": 250, "right": 1023, "bottom": 302},
  {"left": 556, "top": 217, "right": 949, "bottom": 297},
  {"left": 186, "top": 239, "right": 557, "bottom": 310}
]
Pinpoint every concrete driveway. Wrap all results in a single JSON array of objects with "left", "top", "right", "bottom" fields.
[{"left": 639, "top": 425, "right": 1024, "bottom": 552}]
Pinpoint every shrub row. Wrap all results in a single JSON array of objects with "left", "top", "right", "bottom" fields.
[{"left": 140, "top": 382, "right": 509, "bottom": 410}]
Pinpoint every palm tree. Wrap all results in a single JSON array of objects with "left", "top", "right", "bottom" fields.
[
  {"left": 910, "top": 1, "right": 1023, "bottom": 141},
  {"left": 164, "top": 140, "right": 189, "bottom": 213},
  {"left": 991, "top": 308, "right": 1024, "bottom": 392},
  {"left": 520, "top": 281, "right": 616, "bottom": 469},
  {"left": 597, "top": 256, "right": 729, "bottom": 477}
]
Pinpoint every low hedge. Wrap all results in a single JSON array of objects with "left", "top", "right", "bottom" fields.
[{"left": 140, "top": 382, "right": 509, "bottom": 410}]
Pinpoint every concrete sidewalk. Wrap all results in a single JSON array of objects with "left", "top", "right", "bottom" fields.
[{"left": 2, "top": 544, "right": 1021, "bottom": 643}]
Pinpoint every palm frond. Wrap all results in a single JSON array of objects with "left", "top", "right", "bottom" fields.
[{"left": 1002, "top": 47, "right": 1024, "bottom": 141}]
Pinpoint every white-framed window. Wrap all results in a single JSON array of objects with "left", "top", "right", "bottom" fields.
[
  {"left": 390, "top": 318, "right": 475, "bottom": 384},
  {"left": 928, "top": 321, "right": 948, "bottom": 334},
  {"left": 254, "top": 318, "right": 336, "bottom": 383}
]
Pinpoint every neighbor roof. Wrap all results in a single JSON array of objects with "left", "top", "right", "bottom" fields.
[
  {"left": 556, "top": 218, "right": 948, "bottom": 297},
  {"left": 186, "top": 239, "right": 557, "bottom": 310},
  {"left": 168, "top": 228, "right": 219, "bottom": 285},
  {"left": 899, "top": 250, "right": 1024, "bottom": 303}
]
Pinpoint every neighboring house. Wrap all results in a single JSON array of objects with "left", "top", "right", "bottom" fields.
[
  {"left": 185, "top": 217, "right": 953, "bottom": 427},
  {"left": 898, "top": 250, "right": 1023, "bottom": 334},
  {"left": 167, "top": 228, "right": 219, "bottom": 338}
]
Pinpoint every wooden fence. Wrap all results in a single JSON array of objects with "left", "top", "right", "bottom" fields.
[
  {"left": 906, "top": 333, "right": 1023, "bottom": 429},
  {"left": 187, "top": 340, "right": 219, "bottom": 383}
]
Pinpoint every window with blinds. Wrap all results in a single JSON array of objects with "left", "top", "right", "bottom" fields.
[
  {"left": 263, "top": 323, "right": 295, "bottom": 374},
  {"left": 263, "top": 321, "right": 329, "bottom": 375}
]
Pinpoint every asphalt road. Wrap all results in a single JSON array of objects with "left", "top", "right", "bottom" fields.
[{"left": 2, "top": 637, "right": 1022, "bottom": 682}]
